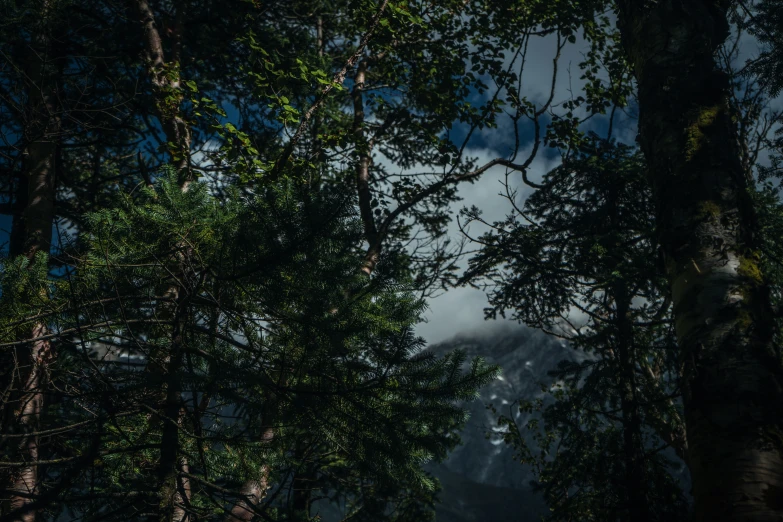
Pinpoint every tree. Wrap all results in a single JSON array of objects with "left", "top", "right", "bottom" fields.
[
  {"left": 13, "top": 0, "right": 783, "bottom": 520},
  {"left": 0, "top": 1, "right": 63, "bottom": 517},
  {"left": 0, "top": 0, "right": 529, "bottom": 519},
  {"left": 464, "top": 134, "right": 690, "bottom": 521},
  {"left": 0, "top": 168, "right": 497, "bottom": 521},
  {"left": 614, "top": 2, "right": 783, "bottom": 520},
  {"left": 739, "top": 0, "right": 783, "bottom": 97}
]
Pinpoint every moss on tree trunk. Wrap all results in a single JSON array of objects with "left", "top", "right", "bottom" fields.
[{"left": 617, "top": 1, "right": 783, "bottom": 520}]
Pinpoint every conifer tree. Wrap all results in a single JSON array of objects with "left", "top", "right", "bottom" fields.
[
  {"left": 16, "top": 0, "right": 783, "bottom": 520},
  {"left": 0, "top": 168, "right": 497, "bottom": 520},
  {"left": 0, "top": 0, "right": 516, "bottom": 518}
]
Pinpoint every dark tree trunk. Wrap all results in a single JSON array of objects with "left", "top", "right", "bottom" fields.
[
  {"left": 615, "top": 288, "right": 651, "bottom": 522},
  {"left": 607, "top": 175, "right": 651, "bottom": 522},
  {"left": 290, "top": 441, "right": 315, "bottom": 521},
  {"left": 4, "top": 18, "right": 60, "bottom": 520},
  {"left": 9, "top": 172, "right": 29, "bottom": 260},
  {"left": 617, "top": 2, "right": 783, "bottom": 520},
  {"left": 157, "top": 326, "right": 186, "bottom": 522}
]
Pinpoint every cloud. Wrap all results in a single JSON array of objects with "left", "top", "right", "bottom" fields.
[
  {"left": 384, "top": 24, "right": 649, "bottom": 344},
  {"left": 414, "top": 145, "right": 561, "bottom": 344}
]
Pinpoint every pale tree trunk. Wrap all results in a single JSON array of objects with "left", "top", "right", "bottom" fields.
[
  {"left": 351, "top": 59, "right": 381, "bottom": 275},
  {"left": 132, "top": 0, "right": 192, "bottom": 184},
  {"left": 225, "top": 428, "right": 274, "bottom": 522},
  {"left": 225, "top": 465, "right": 270, "bottom": 522},
  {"left": 129, "top": 2, "right": 197, "bottom": 519},
  {"left": 617, "top": 2, "right": 783, "bottom": 520},
  {"left": 8, "top": 328, "right": 51, "bottom": 522}
]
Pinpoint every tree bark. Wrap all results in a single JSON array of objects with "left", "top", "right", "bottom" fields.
[
  {"left": 5, "top": 34, "right": 59, "bottom": 522},
  {"left": 156, "top": 325, "right": 186, "bottom": 522},
  {"left": 131, "top": 0, "right": 192, "bottom": 184},
  {"left": 351, "top": 59, "right": 381, "bottom": 276},
  {"left": 617, "top": 2, "right": 783, "bottom": 520},
  {"left": 129, "top": 4, "right": 198, "bottom": 518},
  {"left": 225, "top": 428, "right": 273, "bottom": 522},
  {"left": 225, "top": 464, "right": 270, "bottom": 522},
  {"left": 8, "top": 174, "right": 29, "bottom": 261}
]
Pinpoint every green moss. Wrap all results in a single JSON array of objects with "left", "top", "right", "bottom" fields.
[
  {"left": 737, "top": 308, "right": 754, "bottom": 330},
  {"left": 737, "top": 253, "right": 764, "bottom": 284},
  {"left": 734, "top": 252, "right": 765, "bottom": 330},
  {"left": 684, "top": 105, "right": 721, "bottom": 161},
  {"left": 696, "top": 200, "right": 722, "bottom": 220}
]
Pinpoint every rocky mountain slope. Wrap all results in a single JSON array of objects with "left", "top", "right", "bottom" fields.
[{"left": 425, "top": 324, "right": 583, "bottom": 522}]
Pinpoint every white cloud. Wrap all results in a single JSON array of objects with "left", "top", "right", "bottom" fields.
[{"left": 414, "top": 144, "right": 561, "bottom": 343}]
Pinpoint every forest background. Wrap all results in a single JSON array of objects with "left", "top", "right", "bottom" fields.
[{"left": 0, "top": 0, "right": 782, "bottom": 521}]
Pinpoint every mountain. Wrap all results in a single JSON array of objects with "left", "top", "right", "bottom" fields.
[
  {"left": 425, "top": 324, "right": 585, "bottom": 522},
  {"left": 312, "top": 323, "right": 587, "bottom": 522},
  {"left": 432, "top": 466, "right": 545, "bottom": 522}
]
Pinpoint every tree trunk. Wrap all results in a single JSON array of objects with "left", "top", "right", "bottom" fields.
[
  {"left": 129, "top": 4, "right": 198, "bottom": 518},
  {"left": 351, "top": 59, "right": 381, "bottom": 276},
  {"left": 290, "top": 441, "right": 315, "bottom": 521},
  {"left": 617, "top": 2, "right": 783, "bottom": 520},
  {"left": 4, "top": 13, "right": 60, "bottom": 519},
  {"left": 607, "top": 175, "right": 651, "bottom": 522},
  {"left": 8, "top": 173, "right": 29, "bottom": 261},
  {"left": 225, "top": 428, "right": 273, "bottom": 522},
  {"left": 156, "top": 327, "right": 186, "bottom": 522},
  {"left": 615, "top": 290, "right": 651, "bottom": 522},
  {"left": 226, "top": 465, "right": 270, "bottom": 522},
  {"left": 131, "top": 0, "right": 192, "bottom": 184}
]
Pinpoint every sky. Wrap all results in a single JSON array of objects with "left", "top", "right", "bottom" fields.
[
  {"left": 413, "top": 29, "right": 636, "bottom": 344},
  {"left": 413, "top": 17, "right": 778, "bottom": 345}
]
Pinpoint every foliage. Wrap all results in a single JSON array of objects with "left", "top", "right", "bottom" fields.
[
  {"left": 0, "top": 169, "right": 496, "bottom": 520},
  {"left": 12, "top": 0, "right": 783, "bottom": 520},
  {"left": 741, "top": 0, "right": 783, "bottom": 97},
  {"left": 464, "top": 136, "right": 690, "bottom": 521}
]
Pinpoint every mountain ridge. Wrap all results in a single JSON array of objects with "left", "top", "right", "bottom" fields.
[{"left": 426, "top": 324, "right": 583, "bottom": 521}]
